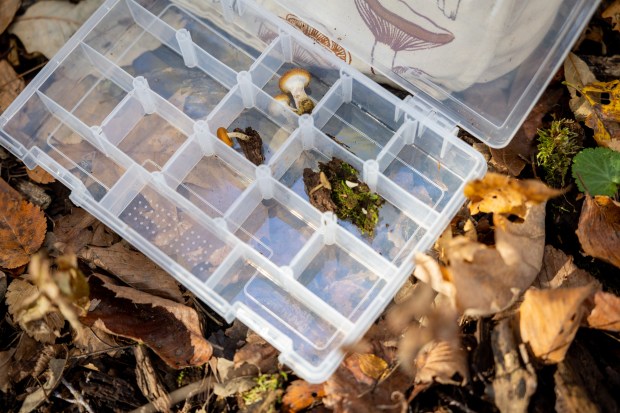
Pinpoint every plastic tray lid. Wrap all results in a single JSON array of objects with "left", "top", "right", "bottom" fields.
[{"left": 264, "top": 0, "right": 600, "bottom": 148}]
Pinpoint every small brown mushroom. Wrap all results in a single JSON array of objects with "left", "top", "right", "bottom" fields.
[
  {"left": 268, "top": 94, "right": 295, "bottom": 117},
  {"left": 278, "top": 68, "right": 315, "bottom": 115},
  {"left": 216, "top": 127, "right": 250, "bottom": 147}
]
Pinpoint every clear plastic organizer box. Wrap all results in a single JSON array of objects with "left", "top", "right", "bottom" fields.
[{"left": 0, "top": 0, "right": 596, "bottom": 382}]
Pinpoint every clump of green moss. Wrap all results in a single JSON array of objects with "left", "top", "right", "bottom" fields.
[
  {"left": 536, "top": 118, "right": 582, "bottom": 188},
  {"left": 303, "top": 157, "right": 384, "bottom": 236},
  {"left": 242, "top": 372, "right": 287, "bottom": 409}
]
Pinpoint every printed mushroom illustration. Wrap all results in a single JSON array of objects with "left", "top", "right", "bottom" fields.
[
  {"left": 279, "top": 68, "right": 315, "bottom": 115},
  {"left": 354, "top": 0, "right": 454, "bottom": 68}
]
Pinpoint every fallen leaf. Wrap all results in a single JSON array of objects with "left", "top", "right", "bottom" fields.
[
  {"left": 533, "top": 245, "right": 599, "bottom": 289},
  {"left": 233, "top": 331, "right": 279, "bottom": 373},
  {"left": 414, "top": 340, "right": 467, "bottom": 387},
  {"left": 576, "top": 196, "right": 620, "bottom": 268},
  {"left": 79, "top": 242, "right": 183, "bottom": 303},
  {"left": 213, "top": 376, "right": 256, "bottom": 398},
  {"left": 603, "top": 0, "right": 620, "bottom": 32},
  {"left": 465, "top": 173, "right": 563, "bottom": 219},
  {"left": 0, "top": 183, "right": 46, "bottom": 269},
  {"left": 26, "top": 166, "right": 55, "bottom": 185},
  {"left": 491, "top": 319, "right": 537, "bottom": 413},
  {"left": 52, "top": 207, "right": 96, "bottom": 253},
  {"left": 81, "top": 274, "right": 212, "bottom": 369},
  {"left": 519, "top": 285, "right": 598, "bottom": 364},
  {"left": 343, "top": 353, "right": 389, "bottom": 385},
  {"left": 585, "top": 291, "right": 620, "bottom": 332},
  {"left": 0, "top": 0, "right": 20, "bottom": 34},
  {"left": 0, "top": 348, "right": 16, "bottom": 393},
  {"left": 564, "top": 53, "right": 597, "bottom": 102},
  {"left": 9, "top": 334, "right": 42, "bottom": 383},
  {"left": 282, "top": 380, "right": 325, "bottom": 413},
  {"left": 9, "top": 0, "right": 103, "bottom": 58},
  {"left": 6, "top": 277, "right": 65, "bottom": 343},
  {"left": 18, "top": 358, "right": 66, "bottom": 413},
  {"left": 0, "top": 60, "right": 24, "bottom": 113}
]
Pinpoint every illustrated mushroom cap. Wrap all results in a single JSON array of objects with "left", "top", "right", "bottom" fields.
[
  {"left": 216, "top": 127, "right": 233, "bottom": 147},
  {"left": 278, "top": 68, "right": 312, "bottom": 93}
]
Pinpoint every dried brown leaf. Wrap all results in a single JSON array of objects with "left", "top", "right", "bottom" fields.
[
  {"left": 18, "top": 358, "right": 66, "bottom": 413},
  {"left": 585, "top": 291, "right": 620, "bottom": 332},
  {"left": 282, "top": 380, "right": 325, "bottom": 413},
  {"left": 134, "top": 345, "right": 171, "bottom": 413},
  {"left": 576, "top": 196, "right": 620, "bottom": 269},
  {"left": 603, "top": 0, "right": 620, "bottom": 33},
  {"left": 26, "top": 166, "right": 55, "bottom": 185},
  {"left": 564, "top": 53, "right": 597, "bottom": 101},
  {"left": 6, "top": 277, "right": 65, "bottom": 343},
  {"left": 0, "top": 0, "right": 20, "bottom": 33},
  {"left": 52, "top": 207, "right": 96, "bottom": 253},
  {"left": 343, "top": 353, "right": 388, "bottom": 385},
  {"left": 534, "top": 245, "right": 599, "bottom": 289},
  {"left": 519, "top": 285, "right": 598, "bottom": 364},
  {"left": 81, "top": 274, "right": 212, "bottom": 369},
  {"left": 414, "top": 340, "right": 467, "bottom": 387},
  {"left": 0, "top": 60, "right": 24, "bottom": 113},
  {"left": 0, "top": 187, "right": 46, "bottom": 269},
  {"left": 465, "top": 173, "right": 563, "bottom": 219},
  {"left": 0, "top": 348, "right": 16, "bottom": 393},
  {"left": 79, "top": 242, "right": 183, "bottom": 302},
  {"left": 233, "top": 331, "right": 279, "bottom": 373}
]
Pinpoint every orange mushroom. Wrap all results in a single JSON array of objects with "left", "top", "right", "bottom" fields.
[{"left": 279, "top": 68, "right": 314, "bottom": 115}]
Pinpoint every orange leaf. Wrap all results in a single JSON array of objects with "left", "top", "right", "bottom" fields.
[
  {"left": 586, "top": 291, "right": 620, "bottom": 332},
  {"left": 576, "top": 196, "right": 620, "bottom": 269},
  {"left": 282, "top": 380, "right": 325, "bottom": 413},
  {"left": 0, "top": 188, "right": 47, "bottom": 269},
  {"left": 26, "top": 166, "right": 56, "bottom": 184}
]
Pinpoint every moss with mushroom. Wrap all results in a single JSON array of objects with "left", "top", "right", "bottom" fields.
[{"left": 303, "top": 157, "right": 384, "bottom": 236}]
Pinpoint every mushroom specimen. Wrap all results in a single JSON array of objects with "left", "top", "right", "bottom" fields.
[
  {"left": 279, "top": 68, "right": 315, "bottom": 115},
  {"left": 216, "top": 127, "right": 265, "bottom": 165}
]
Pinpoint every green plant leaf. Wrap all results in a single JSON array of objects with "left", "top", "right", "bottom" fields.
[{"left": 572, "top": 147, "right": 620, "bottom": 196}]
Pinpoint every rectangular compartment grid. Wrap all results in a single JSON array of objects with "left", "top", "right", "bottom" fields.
[{"left": 0, "top": 0, "right": 488, "bottom": 383}]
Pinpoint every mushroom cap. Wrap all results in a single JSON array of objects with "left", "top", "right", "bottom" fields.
[
  {"left": 279, "top": 68, "right": 312, "bottom": 93},
  {"left": 216, "top": 127, "right": 233, "bottom": 147},
  {"left": 274, "top": 94, "right": 292, "bottom": 106}
]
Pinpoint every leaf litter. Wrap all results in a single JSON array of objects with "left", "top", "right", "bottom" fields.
[{"left": 1, "top": 3, "right": 620, "bottom": 412}]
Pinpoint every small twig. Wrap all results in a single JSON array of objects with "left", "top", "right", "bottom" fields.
[
  {"left": 61, "top": 377, "right": 95, "bottom": 413},
  {"left": 129, "top": 375, "right": 216, "bottom": 413}
]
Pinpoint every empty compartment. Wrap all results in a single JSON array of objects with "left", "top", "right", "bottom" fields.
[
  {"left": 162, "top": 133, "right": 256, "bottom": 218},
  {"left": 39, "top": 46, "right": 126, "bottom": 126},
  {"left": 158, "top": 1, "right": 275, "bottom": 71},
  {"left": 207, "top": 82, "right": 298, "bottom": 164},
  {"left": 378, "top": 122, "right": 483, "bottom": 212},
  {"left": 291, "top": 229, "right": 386, "bottom": 322},
  {"left": 83, "top": 0, "right": 233, "bottom": 120},
  {"left": 101, "top": 94, "right": 188, "bottom": 171},
  {"left": 118, "top": 181, "right": 233, "bottom": 281},
  {"left": 250, "top": 34, "right": 340, "bottom": 111},
  {"left": 225, "top": 179, "right": 321, "bottom": 266},
  {"left": 313, "top": 75, "right": 406, "bottom": 160}
]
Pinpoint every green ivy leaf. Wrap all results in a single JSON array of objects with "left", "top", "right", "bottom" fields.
[{"left": 572, "top": 147, "right": 620, "bottom": 196}]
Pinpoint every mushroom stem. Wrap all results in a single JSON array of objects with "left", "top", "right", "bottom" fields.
[
  {"left": 290, "top": 86, "right": 314, "bottom": 115},
  {"left": 227, "top": 132, "right": 250, "bottom": 141}
]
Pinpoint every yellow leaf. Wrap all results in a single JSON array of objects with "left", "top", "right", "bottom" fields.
[
  {"left": 464, "top": 173, "right": 563, "bottom": 219},
  {"left": 357, "top": 353, "right": 388, "bottom": 380},
  {"left": 581, "top": 80, "right": 620, "bottom": 121}
]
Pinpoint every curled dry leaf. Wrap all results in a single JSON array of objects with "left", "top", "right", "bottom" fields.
[
  {"left": 343, "top": 353, "right": 389, "bottom": 385},
  {"left": 534, "top": 245, "right": 599, "bottom": 290},
  {"left": 603, "top": 0, "right": 620, "bottom": 32},
  {"left": 18, "top": 358, "right": 66, "bottom": 413},
  {"left": 233, "top": 331, "right": 279, "bottom": 373},
  {"left": 465, "top": 172, "right": 563, "bottom": 219},
  {"left": 576, "top": 195, "right": 620, "bottom": 269},
  {"left": 0, "top": 59, "right": 25, "bottom": 113},
  {"left": 79, "top": 242, "right": 183, "bottom": 303},
  {"left": 81, "top": 274, "right": 212, "bottom": 369},
  {"left": 414, "top": 340, "right": 467, "bottom": 388},
  {"left": 519, "top": 285, "right": 599, "bottom": 364},
  {"left": 52, "top": 207, "right": 97, "bottom": 254},
  {"left": 585, "top": 291, "right": 620, "bottom": 332},
  {"left": 281, "top": 380, "right": 325, "bottom": 413},
  {"left": 26, "top": 166, "right": 56, "bottom": 185},
  {"left": 0, "top": 183, "right": 47, "bottom": 269},
  {"left": 9, "top": 0, "right": 103, "bottom": 58}
]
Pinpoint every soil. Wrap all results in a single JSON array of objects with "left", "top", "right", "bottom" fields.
[{"left": 234, "top": 127, "right": 264, "bottom": 166}]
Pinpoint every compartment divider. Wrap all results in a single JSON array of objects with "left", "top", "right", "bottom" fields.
[
  {"left": 203, "top": 244, "right": 245, "bottom": 290},
  {"left": 79, "top": 42, "right": 134, "bottom": 92},
  {"left": 311, "top": 78, "right": 343, "bottom": 129},
  {"left": 125, "top": 0, "right": 237, "bottom": 89},
  {"left": 36, "top": 91, "right": 136, "bottom": 171},
  {"left": 249, "top": 35, "right": 287, "bottom": 89},
  {"left": 376, "top": 119, "right": 416, "bottom": 171},
  {"left": 241, "top": 245, "right": 355, "bottom": 333}
]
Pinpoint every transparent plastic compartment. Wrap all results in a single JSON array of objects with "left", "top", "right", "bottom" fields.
[{"left": 0, "top": 0, "right": 487, "bottom": 383}]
